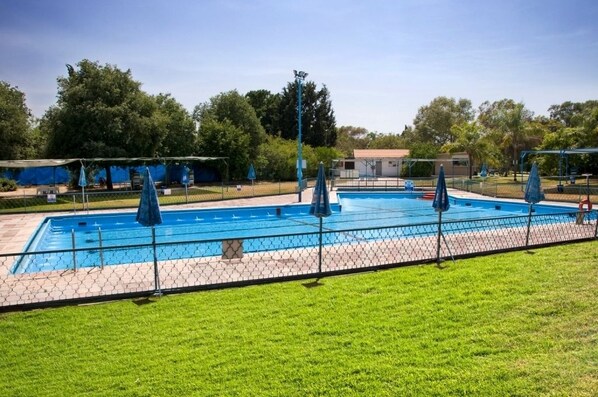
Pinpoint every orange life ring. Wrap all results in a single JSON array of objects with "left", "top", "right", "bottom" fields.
[{"left": 579, "top": 199, "right": 593, "bottom": 211}]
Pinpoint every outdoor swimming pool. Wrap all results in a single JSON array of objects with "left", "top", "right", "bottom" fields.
[{"left": 14, "top": 192, "right": 582, "bottom": 274}]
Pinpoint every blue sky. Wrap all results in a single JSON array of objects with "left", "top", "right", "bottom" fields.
[{"left": 1, "top": 0, "right": 597, "bottom": 134}]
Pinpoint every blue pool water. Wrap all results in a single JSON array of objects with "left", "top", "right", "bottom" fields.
[{"left": 14, "top": 192, "right": 580, "bottom": 274}]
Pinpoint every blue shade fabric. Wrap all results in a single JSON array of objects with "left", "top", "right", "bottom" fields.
[
  {"left": 309, "top": 162, "right": 332, "bottom": 218},
  {"left": 78, "top": 165, "right": 87, "bottom": 187},
  {"left": 136, "top": 167, "right": 163, "bottom": 227},
  {"left": 525, "top": 163, "right": 544, "bottom": 204},
  {"left": 247, "top": 163, "right": 256, "bottom": 180},
  {"left": 432, "top": 165, "right": 450, "bottom": 212}
]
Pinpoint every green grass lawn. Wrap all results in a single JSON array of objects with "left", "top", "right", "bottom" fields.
[{"left": 1, "top": 241, "right": 597, "bottom": 396}]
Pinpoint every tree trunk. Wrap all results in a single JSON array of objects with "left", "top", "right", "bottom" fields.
[{"left": 513, "top": 147, "right": 517, "bottom": 182}]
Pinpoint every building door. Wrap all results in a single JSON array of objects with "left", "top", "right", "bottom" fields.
[{"left": 375, "top": 161, "right": 382, "bottom": 176}]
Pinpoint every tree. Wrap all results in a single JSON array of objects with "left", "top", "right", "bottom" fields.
[
  {"left": 478, "top": 99, "right": 535, "bottom": 181},
  {"left": 442, "top": 122, "right": 494, "bottom": 179},
  {"left": 401, "top": 143, "right": 438, "bottom": 177},
  {"left": 197, "top": 119, "right": 249, "bottom": 180},
  {"left": 277, "top": 80, "right": 337, "bottom": 147},
  {"left": 194, "top": 90, "right": 264, "bottom": 162},
  {"left": 335, "top": 125, "right": 369, "bottom": 156},
  {"left": 257, "top": 135, "right": 300, "bottom": 180},
  {"left": 367, "top": 133, "right": 406, "bottom": 149},
  {"left": 154, "top": 93, "right": 196, "bottom": 156},
  {"left": 41, "top": 60, "right": 165, "bottom": 189},
  {"left": 540, "top": 101, "right": 598, "bottom": 175},
  {"left": 411, "top": 97, "right": 474, "bottom": 147},
  {"left": 245, "top": 89, "right": 280, "bottom": 136},
  {"left": 0, "top": 81, "right": 37, "bottom": 159},
  {"left": 548, "top": 100, "right": 598, "bottom": 128}
]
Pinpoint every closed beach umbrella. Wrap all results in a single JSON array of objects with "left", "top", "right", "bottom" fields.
[
  {"left": 247, "top": 163, "right": 256, "bottom": 194},
  {"left": 432, "top": 165, "right": 450, "bottom": 265},
  {"left": 480, "top": 163, "right": 488, "bottom": 178},
  {"left": 247, "top": 163, "right": 256, "bottom": 181},
  {"left": 78, "top": 164, "right": 87, "bottom": 212},
  {"left": 524, "top": 163, "right": 544, "bottom": 247},
  {"left": 310, "top": 162, "right": 332, "bottom": 273},
  {"left": 181, "top": 166, "right": 189, "bottom": 204},
  {"left": 136, "top": 167, "right": 163, "bottom": 295}
]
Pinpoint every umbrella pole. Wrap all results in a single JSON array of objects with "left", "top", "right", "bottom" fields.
[
  {"left": 152, "top": 226, "right": 161, "bottom": 296},
  {"left": 441, "top": 232, "right": 455, "bottom": 264},
  {"left": 185, "top": 184, "right": 188, "bottom": 204},
  {"left": 525, "top": 204, "right": 533, "bottom": 247},
  {"left": 318, "top": 217, "right": 323, "bottom": 274},
  {"left": 436, "top": 211, "right": 442, "bottom": 266}
]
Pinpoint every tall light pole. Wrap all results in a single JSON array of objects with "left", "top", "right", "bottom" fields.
[{"left": 294, "top": 70, "right": 308, "bottom": 202}]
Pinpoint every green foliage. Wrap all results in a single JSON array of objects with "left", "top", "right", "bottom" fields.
[
  {"left": 277, "top": 80, "right": 337, "bottom": 147},
  {"left": 1, "top": 241, "right": 596, "bottom": 396},
  {"left": 477, "top": 99, "right": 537, "bottom": 179},
  {"left": 42, "top": 60, "right": 164, "bottom": 160},
  {"left": 335, "top": 125, "right": 369, "bottom": 157},
  {"left": 245, "top": 89, "right": 281, "bottom": 136},
  {"left": 409, "top": 96, "right": 474, "bottom": 146},
  {"left": 197, "top": 118, "right": 249, "bottom": 180},
  {"left": 0, "top": 81, "right": 37, "bottom": 160},
  {"left": 194, "top": 90, "right": 265, "bottom": 162},
  {"left": 366, "top": 132, "right": 406, "bottom": 149},
  {"left": 443, "top": 122, "right": 495, "bottom": 178},
  {"left": 0, "top": 178, "right": 18, "bottom": 192},
  {"left": 402, "top": 142, "right": 438, "bottom": 177},
  {"left": 255, "top": 136, "right": 341, "bottom": 181},
  {"left": 154, "top": 93, "right": 197, "bottom": 156},
  {"left": 538, "top": 100, "right": 598, "bottom": 175}
]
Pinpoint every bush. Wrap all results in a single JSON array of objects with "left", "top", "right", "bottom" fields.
[{"left": 0, "top": 178, "right": 18, "bottom": 192}]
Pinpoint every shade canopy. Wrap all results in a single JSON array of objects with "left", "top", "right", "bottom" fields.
[
  {"left": 524, "top": 163, "right": 544, "bottom": 204},
  {"left": 309, "top": 162, "right": 332, "bottom": 218},
  {"left": 78, "top": 165, "right": 87, "bottom": 188},
  {"left": 432, "top": 165, "right": 450, "bottom": 212},
  {"left": 136, "top": 168, "right": 163, "bottom": 227},
  {"left": 247, "top": 163, "right": 256, "bottom": 180}
]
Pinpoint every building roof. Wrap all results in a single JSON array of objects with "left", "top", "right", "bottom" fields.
[{"left": 353, "top": 149, "right": 410, "bottom": 159}]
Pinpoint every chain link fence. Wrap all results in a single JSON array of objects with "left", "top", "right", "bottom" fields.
[
  {"left": 332, "top": 176, "right": 598, "bottom": 204},
  {"left": 1, "top": 210, "right": 596, "bottom": 311}
]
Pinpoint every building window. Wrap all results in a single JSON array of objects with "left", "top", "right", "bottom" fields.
[
  {"left": 345, "top": 161, "right": 355, "bottom": 170},
  {"left": 452, "top": 158, "right": 468, "bottom": 166}
]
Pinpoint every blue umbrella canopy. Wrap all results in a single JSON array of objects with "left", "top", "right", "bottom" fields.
[
  {"left": 480, "top": 163, "right": 488, "bottom": 178},
  {"left": 136, "top": 167, "right": 163, "bottom": 227},
  {"left": 78, "top": 165, "right": 87, "bottom": 187},
  {"left": 181, "top": 167, "right": 189, "bottom": 186},
  {"left": 432, "top": 165, "right": 450, "bottom": 212},
  {"left": 247, "top": 163, "right": 256, "bottom": 181},
  {"left": 524, "top": 163, "right": 544, "bottom": 204},
  {"left": 310, "top": 162, "right": 332, "bottom": 218}
]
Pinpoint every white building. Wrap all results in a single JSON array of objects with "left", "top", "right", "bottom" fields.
[{"left": 335, "top": 149, "right": 410, "bottom": 178}]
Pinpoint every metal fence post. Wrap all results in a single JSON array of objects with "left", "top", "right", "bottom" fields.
[
  {"left": 71, "top": 229, "right": 77, "bottom": 271},
  {"left": 98, "top": 227, "right": 105, "bottom": 269}
]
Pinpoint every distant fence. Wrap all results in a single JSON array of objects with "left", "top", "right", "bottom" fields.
[
  {"left": 1, "top": 210, "right": 596, "bottom": 311},
  {"left": 0, "top": 180, "right": 311, "bottom": 214},
  {"left": 332, "top": 176, "right": 598, "bottom": 204}
]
